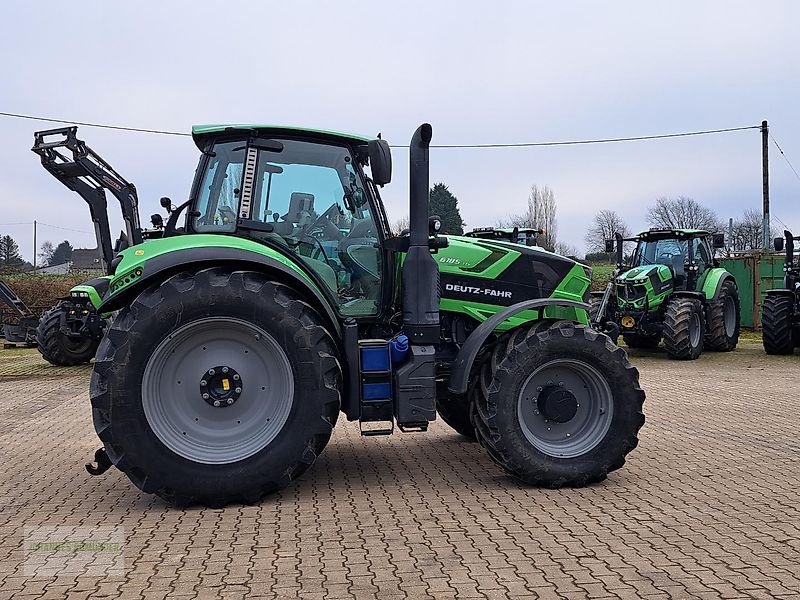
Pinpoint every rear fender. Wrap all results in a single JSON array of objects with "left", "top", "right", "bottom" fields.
[
  {"left": 701, "top": 269, "right": 735, "bottom": 301},
  {"left": 99, "top": 247, "right": 341, "bottom": 336},
  {"left": 447, "top": 298, "right": 589, "bottom": 395}
]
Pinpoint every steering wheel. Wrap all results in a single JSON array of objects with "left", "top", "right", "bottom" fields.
[{"left": 304, "top": 204, "right": 344, "bottom": 241}]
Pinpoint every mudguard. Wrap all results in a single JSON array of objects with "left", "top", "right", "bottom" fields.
[
  {"left": 99, "top": 244, "right": 340, "bottom": 335},
  {"left": 447, "top": 298, "right": 589, "bottom": 395},
  {"left": 701, "top": 268, "right": 736, "bottom": 301}
]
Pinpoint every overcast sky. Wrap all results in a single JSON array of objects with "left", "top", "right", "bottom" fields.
[{"left": 1, "top": 1, "right": 798, "bottom": 262}]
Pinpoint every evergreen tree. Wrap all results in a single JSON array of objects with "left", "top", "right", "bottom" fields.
[
  {"left": 49, "top": 240, "right": 74, "bottom": 266},
  {"left": 429, "top": 183, "right": 465, "bottom": 235},
  {"left": 0, "top": 234, "right": 24, "bottom": 269}
]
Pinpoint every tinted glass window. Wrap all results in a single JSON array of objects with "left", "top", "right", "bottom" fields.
[{"left": 192, "top": 142, "right": 245, "bottom": 233}]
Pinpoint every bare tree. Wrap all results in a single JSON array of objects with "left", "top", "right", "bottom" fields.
[
  {"left": 584, "top": 210, "right": 632, "bottom": 253},
  {"left": 499, "top": 184, "right": 558, "bottom": 251},
  {"left": 646, "top": 196, "right": 721, "bottom": 231},
  {"left": 730, "top": 209, "right": 774, "bottom": 252},
  {"left": 554, "top": 241, "right": 579, "bottom": 258},
  {"left": 392, "top": 215, "right": 409, "bottom": 234},
  {"left": 38, "top": 241, "right": 55, "bottom": 267}
]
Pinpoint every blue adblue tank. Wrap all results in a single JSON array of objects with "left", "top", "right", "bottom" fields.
[{"left": 389, "top": 334, "right": 410, "bottom": 366}]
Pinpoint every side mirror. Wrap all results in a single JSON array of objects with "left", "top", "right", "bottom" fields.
[
  {"left": 160, "top": 197, "right": 173, "bottom": 213},
  {"left": 429, "top": 215, "right": 442, "bottom": 235},
  {"left": 774, "top": 236, "right": 784, "bottom": 252},
  {"left": 712, "top": 233, "right": 726, "bottom": 249},
  {"left": 368, "top": 139, "right": 392, "bottom": 186},
  {"left": 604, "top": 239, "right": 615, "bottom": 253}
]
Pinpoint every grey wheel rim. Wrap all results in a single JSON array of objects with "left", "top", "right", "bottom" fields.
[
  {"left": 723, "top": 296, "right": 736, "bottom": 337},
  {"left": 689, "top": 312, "right": 701, "bottom": 347},
  {"left": 142, "top": 317, "right": 294, "bottom": 465},
  {"left": 517, "top": 359, "right": 614, "bottom": 458}
]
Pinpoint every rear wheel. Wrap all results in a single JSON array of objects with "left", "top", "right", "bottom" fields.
[
  {"left": 622, "top": 333, "right": 661, "bottom": 349},
  {"left": 90, "top": 267, "right": 341, "bottom": 506},
  {"left": 705, "top": 280, "right": 740, "bottom": 351},
  {"left": 663, "top": 297, "right": 705, "bottom": 360},
  {"left": 762, "top": 294, "right": 795, "bottom": 355},
  {"left": 471, "top": 322, "right": 645, "bottom": 487},
  {"left": 36, "top": 302, "right": 100, "bottom": 366}
]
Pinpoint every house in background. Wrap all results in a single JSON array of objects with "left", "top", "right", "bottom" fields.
[{"left": 69, "top": 248, "right": 104, "bottom": 273}]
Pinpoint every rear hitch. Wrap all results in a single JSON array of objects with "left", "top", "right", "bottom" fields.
[{"left": 85, "top": 447, "right": 112, "bottom": 476}]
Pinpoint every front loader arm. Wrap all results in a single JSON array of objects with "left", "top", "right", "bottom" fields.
[{"left": 32, "top": 127, "right": 143, "bottom": 273}]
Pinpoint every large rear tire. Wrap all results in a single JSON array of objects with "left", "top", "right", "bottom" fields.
[
  {"left": 662, "top": 297, "right": 705, "bottom": 360},
  {"left": 705, "top": 280, "right": 740, "bottom": 351},
  {"left": 36, "top": 302, "right": 100, "bottom": 366},
  {"left": 762, "top": 294, "right": 795, "bottom": 355},
  {"left": 471, "top": 322, "right": 645, "bottom": 487},
  {"left": 90, "top": 268, "right": 341, "bottom": 506}
]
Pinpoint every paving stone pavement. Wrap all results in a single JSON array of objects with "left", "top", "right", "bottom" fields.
[{"left": 0, "top": 343, "right": 798, "bottom": 599}]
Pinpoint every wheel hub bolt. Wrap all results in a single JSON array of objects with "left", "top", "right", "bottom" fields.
[
  {"left": 537, "top": 386, "right": 543, "bottom": 392},
  {"left": 213, "top": 400, "right": 221, "bottom": 407},
  {"left": 227, "top": 398, "right": 234, "bottom": 405},
  {"left": 202, "top": 393, "right": 210, "bottom": 400},
  {"left": 200, "top": 380, "right": 207, "bottom": 387},
  {"left": 235, "top": 387, "right": 242, "bottom": 394},
  {"left": 233, "top": 374, "right": 240, "bottom": 381},
  {"left": 208, "top": 368, "right": 216, "bottom": 376},
  {"left": 222, "top": 367, "right": 229, "bottom": 374}
]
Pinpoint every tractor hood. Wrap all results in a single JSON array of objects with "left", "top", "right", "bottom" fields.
[
  {"left": 436, "top": 236, "right": 590, "bottom": 308},
  {"left": 615, "top": 264, "right": 672, "bottom": 285}
]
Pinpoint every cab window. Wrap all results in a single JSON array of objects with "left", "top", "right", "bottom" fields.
[
  {"left": 249, "top": 139, "right": 382, "bottom": 316},
  {"left": 192, "top": 142, "right": 245, "bottom": 233}
]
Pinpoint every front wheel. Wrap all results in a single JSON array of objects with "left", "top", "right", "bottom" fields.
[
  {"left": 762, "top": 294, "right": 795, "bottom": 355},
  {"left": 471, "top": 323, "right": 645, "bottom": 487},
  {"left": 36, "top": 302, "right": 100, "bottom": 366},
  {"left": 90, "top": 268, "right": 341, "bottom": 506},
  {"left": 663, "top": 297, "right": 705, "bottom": 360}
]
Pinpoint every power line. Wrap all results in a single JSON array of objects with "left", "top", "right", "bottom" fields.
[
  {"left": 0, "top": 110, "right": 760, "bottom": 148},
  {"left": 0, "top": 111, "right": 190, "bottom": 137},
  {"left": 37, "top": 222, "right": 92, "bottom": 235},
  {"left": 421, "top": 125, "right": 761, "bottom": 149},
  {"left": 769, "top": 132, "right": 800, "bottom": 183}
]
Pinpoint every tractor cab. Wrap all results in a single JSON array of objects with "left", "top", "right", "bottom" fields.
[{"left": 628, "top": 229, "right": 721, "bottom": 289}]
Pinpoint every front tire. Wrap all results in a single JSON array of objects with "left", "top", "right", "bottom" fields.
[
  {"left": 662, "top": 297, "right": 705, "bottom": 360},
  {"left": 705, "top": 280, "right": 740, "bottom": 351},
  {"left": 90, "top": 268, "right": 341, "bottom": 506},
  {"left": 36, "top": 302, "right": 100, "bottom": 366},
  {"left": 762, "top": 294, "right": 795, "bottom": 355},
  {"left": 471, "top": 322, "right": 645, "bottom": 487}
]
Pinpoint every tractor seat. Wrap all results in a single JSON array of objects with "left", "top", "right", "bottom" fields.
[
  {"left": 670, "top": 255, "right": 686, "bottom": 285},
  {"left": 273, "top": 192, "right": 315, "bottom": 236}
]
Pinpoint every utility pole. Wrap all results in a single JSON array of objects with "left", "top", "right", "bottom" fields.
[
  {"left": 761, "top": 120, "right": 770, "bottom": 250},
  {"left": 32, "top": 220, "right": 37, "bottom": 269}
]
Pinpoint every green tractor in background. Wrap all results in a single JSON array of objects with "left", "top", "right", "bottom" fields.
[
  {"left": 592, "top": 228, "right": 739, "bottom": 360},
  {"left": 43, "top": 122, "right": 646, "bottom": 506},
  {"left": 762, "top": 230, "right": 800, "bottom": 354}
]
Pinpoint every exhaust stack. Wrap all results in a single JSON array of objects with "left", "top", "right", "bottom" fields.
[{"left": 402, "top": 123, "right": 439, "bottom": 344}]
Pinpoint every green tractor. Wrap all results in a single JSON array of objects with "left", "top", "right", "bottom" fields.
[
  {"left": 464, "top": 226, "right": 543, "bottom": 246},
  {"left": 762, "top": 230, "right": 800, "bottom": 354},
  {"left": 592, "top": 228, "right": 739, "bottom": 360},
  {"left": 31, "top": 127, "right": 163, "bottom": 365},
  {"left": 65, "top": 123, "right": 645, "bottom": 506}
]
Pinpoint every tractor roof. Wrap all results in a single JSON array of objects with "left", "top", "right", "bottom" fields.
[
  {"left": 635, "top": 227, "right": 709, "bottom": 240},
  {"left": 191, "top": 124, "right": 371, "bottom": 150}
]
